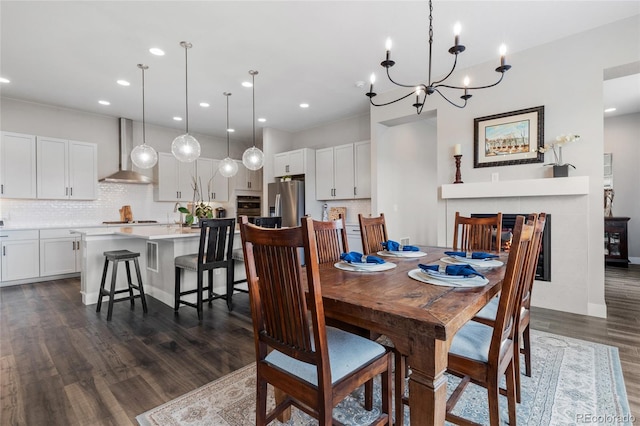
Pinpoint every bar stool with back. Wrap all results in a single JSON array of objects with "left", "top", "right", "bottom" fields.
[{"left": 174, "top": 218, "right": 235, "bottom": 320}]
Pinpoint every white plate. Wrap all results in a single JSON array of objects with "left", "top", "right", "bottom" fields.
[
  {"left": 408, "top": 268, "right": 489, "bottom": 287},
  {"left": 440, "top": 256, "right": 504, "bottom": 268},
  {"left": 377, "top": 250, "right": 427, "bottom": 258},
  {"left": 334, "top": 261, "right": 397, "bottom": 272}
]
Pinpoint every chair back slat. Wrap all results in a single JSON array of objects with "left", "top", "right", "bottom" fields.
[
  {"left": 358, "top": 213, "right": 389, "bottom": 255},
  {"left": 489, "top": 215, "right": 533, "bottom": 361},
  {"left": 313, "top": 215, "right": 349, "bottom": 264},
  {"left": 240, "top": 217, "right": 327, "bottom": 366},
  {"left": 453, "top": 212, "right": 502, "bottom": 252}
]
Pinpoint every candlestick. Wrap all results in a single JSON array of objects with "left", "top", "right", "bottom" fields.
[{"left": 454, "top": 154, "right": 463, "bottom": 184}]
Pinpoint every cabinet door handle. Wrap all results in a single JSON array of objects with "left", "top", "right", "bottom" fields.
[
  {"left": 1, "top": 184, "right": 4, "bottom": 194},
  {"left": 286, "top": 165, "right": 289, "bottom": 173},
  {"left": 70, "top": 187, "right": 73, "bottom": 196},
  {"left": 65, "top": 187, "right": 69, "bottom": 196},
  {"left": 2, "top": 246, "right": 5, "bottom": 256},
  {"left": 72, "top": 241, "right": 75, "bottom": 251}
]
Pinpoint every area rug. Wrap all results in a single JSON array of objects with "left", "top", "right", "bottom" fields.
[{"left": 136, "top": 330, "right": 633, "bottom": 425}]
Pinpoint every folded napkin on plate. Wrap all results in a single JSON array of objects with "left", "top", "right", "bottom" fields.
[
  {"left": 382, "top": 240, "right": 420, "bottom": 252},
  {"left": 340, "top": 251, "right": 385, "bottom": 264},
  {"left": 418, "top": 263, "right": 485, "bottom": 278},
  {"left": 444, "top": 251, "right": 499, "bottom": 259}
]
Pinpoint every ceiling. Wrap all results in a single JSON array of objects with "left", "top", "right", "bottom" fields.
[{"left": 1, "top": 1, "right": 639, "bottom": 143}]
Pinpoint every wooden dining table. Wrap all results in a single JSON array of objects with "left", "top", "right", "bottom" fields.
[{"left": 317, "top": 246, "right": 507, "bottom": 426}]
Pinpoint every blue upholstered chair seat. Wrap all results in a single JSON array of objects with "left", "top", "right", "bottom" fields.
[
  {"left": 475, "top": 296, "right": 526, "bottom": 323},
  {"left": 449, "top": 321, "right": 494, "bottom": 363},
  {"left": 174, "top": 254, "right": 199, "bottom": 271},
  {"left": 265, "top": 326, "right": 386, "bottom": 386}
]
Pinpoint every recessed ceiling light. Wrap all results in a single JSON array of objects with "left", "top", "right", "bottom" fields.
[
  {"left": 300, "top": 103, "right": 310, "bottom": 108},
  {"left": 604, "top": 107, "right": 617, "bottom": 113},
  {"left": 149, "top": 47, "right": 165, "bottom": 56},
  {"left": 258, "top": 118, "right": 267, "bottom": 123},
  {"left": 227, "top": 128, "right": 235, "bottom": 133},
  {"left": 117, "top": 80, "right": 130, "bottom": 86},
  {"left": 241, "top": 81, "right": 252, "bottom": 88},
  {"left": 173, "top": 116, "right": 183, "bottom": 121},
  {"left": 0, "top": 77, "right": 10, "bottom": 84},
  {"left": 199, "top": 102, "right": 210, "bottom": 108},
  {"left": 98, "top": 100, "right": 110, "bottom": 106}
]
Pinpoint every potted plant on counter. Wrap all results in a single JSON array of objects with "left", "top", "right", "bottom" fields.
[
  {"left": 178, "top": 176, "right": 214, "bottom": 226},
  {"left": 538, "top": 133, "right": 581, "bottom": 177}
]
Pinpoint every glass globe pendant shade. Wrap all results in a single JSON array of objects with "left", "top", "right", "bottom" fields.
[
  {"left": 242, "top": 146, "right": 264, "bottom": 171},
  {"left": 219, "top": 157, "right": 238, "bottom": 178},
  {"left": 131, "top": 143, "right": 158, "bottom": 169},
  {"left": 171, "top": 133, "right": 201, "bottom": 163}
]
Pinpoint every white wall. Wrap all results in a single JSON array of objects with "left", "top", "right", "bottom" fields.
[
  {"left": 366, "top": 15, "right": 640, "bottom": 317},
  {"left": 604, "top": 112, "right": 640, "bottom": 261}
]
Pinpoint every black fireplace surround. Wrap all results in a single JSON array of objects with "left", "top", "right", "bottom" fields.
[{"left": 472, "top": 213, "right": 551, "bottom": 282}]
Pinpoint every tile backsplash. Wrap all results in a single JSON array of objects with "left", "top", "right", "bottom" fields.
[{"left": 0, "top": 183, "right": 230, "bottom": 228}]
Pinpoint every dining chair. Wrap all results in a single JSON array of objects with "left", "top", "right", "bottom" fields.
[
  {"left": 473, "top": 212, "right": 547, "bottom": 402},
  {"left": 231, "top": 216, "right": 282, "bottom": 295},
  {"left": 453, "top": 212, "right": 503, "bottom": 252},
  {"left": 239, "top": 216, "right": 392, "bottom": 426},
  {"left": 311, "top": 215, "right": 349, "bottom": 264},
  {"left": 395, "top": 215, "right": 534, "bottom": 426},
  {"left": 358, "top": 213, "right": 388, "bottom": 255},
  {"left": 174, "top": 218, "right": 235, "bottom": 319}
]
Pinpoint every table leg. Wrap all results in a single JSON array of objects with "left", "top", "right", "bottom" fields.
[{"left": 407, "top": 338, "right": 448, "bottom": 425}]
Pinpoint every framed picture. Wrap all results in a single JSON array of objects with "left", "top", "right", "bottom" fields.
[{"left": 474, "top": 106, "right": 544, "bottom": 168}]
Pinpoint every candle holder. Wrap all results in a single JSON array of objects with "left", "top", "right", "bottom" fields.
[{"left": 454, "top": 155, "right": 463, "bottom": 184}]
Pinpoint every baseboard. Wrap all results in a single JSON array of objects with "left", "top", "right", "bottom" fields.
[
  {"left": 629, "top": 256, "right": 640, "bottom": 265},
  {"left": 587, "top": 302, "right": 608, "bottom": 318}
]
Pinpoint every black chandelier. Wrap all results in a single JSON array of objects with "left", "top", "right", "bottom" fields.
[{"left": 366, "top": 0, "right": 512, "bottom": 113}]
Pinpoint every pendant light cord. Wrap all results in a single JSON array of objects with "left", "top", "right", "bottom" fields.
[
  {"left": 142, "top": 66, "right": 146, "bottom": 144},
  {"left": 226, "top": 93, "right": 230, "bottom": 157},
  {"left": 252, "top": 73, "right": 256, "bottom": 147},
  {"left": 184, "top": 45, "right": 189, "bottom": 134}
]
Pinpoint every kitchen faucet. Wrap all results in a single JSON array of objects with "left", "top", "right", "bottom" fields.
[{"left": 173, "top": 202, "right": 183, "bottom": 224}]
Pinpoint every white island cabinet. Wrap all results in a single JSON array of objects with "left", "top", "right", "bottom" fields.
[{"left": 75, "top": 225, "right": 244, "bottom": 307}]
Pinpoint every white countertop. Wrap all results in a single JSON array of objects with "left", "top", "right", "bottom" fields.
[{"left": 73, "top": 224, "right": 241, "bottom": 240}]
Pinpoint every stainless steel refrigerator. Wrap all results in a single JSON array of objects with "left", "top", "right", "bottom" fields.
[{"left": 268, "top": 180, "right": 305, "bottom": 227}]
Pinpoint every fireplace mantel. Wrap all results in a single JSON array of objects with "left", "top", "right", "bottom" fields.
[{"left": 441, "top": 176, "right": 589, "bottom": 199}]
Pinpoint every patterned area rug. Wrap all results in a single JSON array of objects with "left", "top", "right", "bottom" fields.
[{"left": 136, "top": 330, "right": 633, "bottom": 425}]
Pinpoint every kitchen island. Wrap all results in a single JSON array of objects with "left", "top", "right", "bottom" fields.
[{"left": 74, "top": 225, "right": 244, "bottom": 307}]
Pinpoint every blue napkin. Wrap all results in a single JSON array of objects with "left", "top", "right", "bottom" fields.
[
  {"left": 340, "top": 251, "right": 385, "bottom": 264},
  {"left": 419, "top": 263, "right": 484, "bottom": 278},
  {"left": 444, "top": 251, "right": 498, "bottom": 259},
  {"left": 382, "top": 240, "right": 420, "bottom": 252}
]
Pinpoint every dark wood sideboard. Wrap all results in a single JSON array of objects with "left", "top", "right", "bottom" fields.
[{"left": 604, "top": 217, "right": 630, "bottom": 267}]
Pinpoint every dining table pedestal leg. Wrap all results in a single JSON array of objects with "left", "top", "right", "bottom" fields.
[{"left": 407, "top": 337, "right": 448, "bottom": 425}]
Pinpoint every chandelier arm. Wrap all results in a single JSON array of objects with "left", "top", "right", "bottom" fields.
[
  {"left": 434, "top": 72, "right": 505, "bottom": 92},
  {"left": 385, "top": 67, "right": 422, "bottom": 89},
  {"left": 430, "top": 54, "right": 459, "bottom": 86},
  {"left": 432, "top": 88, "right": 467, "bottom": 109},
  {"left": 368, "top": 90, "right": 415, "bottom": 107}
]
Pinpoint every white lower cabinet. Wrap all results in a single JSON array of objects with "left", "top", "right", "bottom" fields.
[
  {"left": 345, "top": 224, "right": 363, "bottom": 253},
  {"left": 40, "top": 229, "right": 81, "bottom": 275},
  {"left": 1, "top": 230, "right": 40, "bottom": 282}
]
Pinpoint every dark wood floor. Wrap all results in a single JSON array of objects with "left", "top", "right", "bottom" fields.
[{"left": 1, "top": 265, "right": 638, "bottom": 425}]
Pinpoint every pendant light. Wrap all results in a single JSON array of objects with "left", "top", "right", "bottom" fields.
[
  {"left": 242, "top": 70, "right": 264, "bottom": 171},
  {"left": 218, "top": 92, "right": 238, "bottom": 178},
  {"left": 130, "top": 64, "right": 158, "bottom": 169},
  {"left": 171, "top": 41, "right": 201, "bottom": 163}
]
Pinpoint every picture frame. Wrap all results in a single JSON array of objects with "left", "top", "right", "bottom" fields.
[{"left": 474, "top": 105, "right": 544, "bottom": 168}]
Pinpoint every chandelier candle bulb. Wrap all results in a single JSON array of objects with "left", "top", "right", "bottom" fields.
[
  {"left": 500, "top": 44, "right": 507, "bottom": 67},
  {"left": 454, "top": 22, "right": 461, "bottom": 47},
  {"left": 454, "top": 144, "right": 461, "bottom": 156}
]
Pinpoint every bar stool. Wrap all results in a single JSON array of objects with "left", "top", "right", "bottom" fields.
[{"left": 97, "top": 250, "right": 148, "bottom": 321}]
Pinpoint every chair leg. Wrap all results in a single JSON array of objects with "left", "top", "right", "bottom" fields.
[
  {"left": 523, "top": 324, "right": 532, "bottom": 377},
  {"left": 256, "top": 377, "right": 268, "bottom": 426},
  {"left": 381, "top": 354, "right": 392, "bottom": 424},
  {"left": 394, "top": 350, "right": 406, "bottom": 426},
  {"left": 124, "top": 260, "right": 135, "bottom": 310},
  {"left": 196, "top": 270, "right": 203, "bottom": 321},
  {"left": 96, "top": 257, "right": 109, "bottom": 312},
  {"left": 207, "top": 269, "right": 213, "bottom": 306},
  {"left": 506, "top": 361, "right": 518, "bottom": 426},
  {"left": 226, "top": 263, "right": 234, "bottom": 312},
  {"left": 364, "top": 380, "right": 373, "bottom": 411},
  {"left": 106, "top": 260, "right": 118, "bottom": 321},
  {"left": 514, "top": 332, "right": 522, "bottom": 404},
  {"left": 133, "top": 258, "right": 148, "bottom": 313},
  {"left": 487, "top": 375, "right": 501, "bottom": 426},
  {"left": 174, "top": 266, "right": 181, "bottom": 313}
]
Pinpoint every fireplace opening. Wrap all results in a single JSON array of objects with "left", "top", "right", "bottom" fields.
[{"left": 471, "top": 214, "right": 551, "bottom": 282}]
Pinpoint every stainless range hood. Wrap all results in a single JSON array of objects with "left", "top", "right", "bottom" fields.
[{"left": 100, "top": 118, "right": 154, "bottom": 184}]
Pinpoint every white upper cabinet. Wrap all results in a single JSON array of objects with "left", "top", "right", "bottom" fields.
[
  {"left": 37, "top": 137, "right": 97, "bottom": 200},
  {"left": 274, "top": 149, "right": 307, "bottom": 177},
  {"left": 0, "top": 132, "right": 37, "bottom": 199},
  {"left": 196, "top": 158, "right": 229, "bottom": 201},
  {"left": 156, "top": 152, "right": 195, "bottom": 202},
  {"left": 232, "top": 160, "right": 262, "bottom": 192},
  {"left": 315, "top": 141, "right": 370, "bottom": 200}
]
